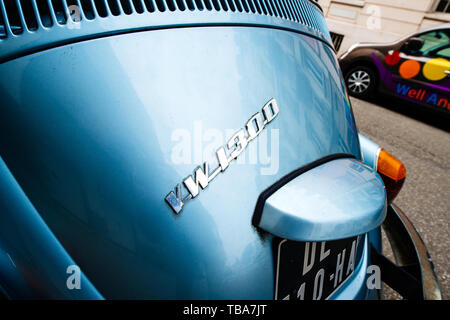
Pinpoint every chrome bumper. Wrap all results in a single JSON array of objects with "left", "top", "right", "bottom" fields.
[{"left": 371, "top": 204, "right": 442, "bottom": 300}]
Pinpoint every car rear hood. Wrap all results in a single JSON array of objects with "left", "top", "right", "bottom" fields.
[{"left": 0, "top": 26, "right": 365, "bottom": 298}]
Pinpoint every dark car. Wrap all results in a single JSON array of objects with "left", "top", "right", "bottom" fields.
[{"left": 339, "top": 23, "right": 450, "bottom": 115}]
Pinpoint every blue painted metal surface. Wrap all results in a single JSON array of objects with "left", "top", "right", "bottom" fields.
[
  {"left": 0, "top": 26, "right": 367, "bottom": 299},
  {"left": 0, "top": 155, "right": 103, "bottom": 299},
  {"left": 258, "top": 158, "right": 387, "bottom": 242},
  {"left": 358, "top": 133, "right": 381, "bottom": 171},
  {"left": 0, "top": 0, "right": 331, "bottom": 63},
  {"left": 357, "top": 134, "right": 383, "bottom": 255}
]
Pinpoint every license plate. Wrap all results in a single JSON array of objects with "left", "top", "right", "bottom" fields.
[{"left": 275, "top": 236, "right": 360, "bottom": 300}]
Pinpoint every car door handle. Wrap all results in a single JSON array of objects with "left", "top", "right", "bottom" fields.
[{"left": 445, "top": 70, "right": 450, "bottom": 75}]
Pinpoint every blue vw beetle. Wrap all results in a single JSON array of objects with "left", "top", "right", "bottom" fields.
[{"left": 0, "top": 0, "right": 441, "bottom": 300}]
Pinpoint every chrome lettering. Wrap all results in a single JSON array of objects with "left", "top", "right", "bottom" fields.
[{"left": 165, "top": 98, "right": 279, "bottom": 214}]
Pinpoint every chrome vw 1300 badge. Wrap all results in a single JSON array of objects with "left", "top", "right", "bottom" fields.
[{"left": 165, "top": 98, "right": 279, "bottom": 214}]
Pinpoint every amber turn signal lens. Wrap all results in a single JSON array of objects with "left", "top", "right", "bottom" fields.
[
  {"left": 377, "top": 149, "right": 406, "bottom": 203},
  {"left": 377, "top": 149, "right": 406, "bottom": 181}
]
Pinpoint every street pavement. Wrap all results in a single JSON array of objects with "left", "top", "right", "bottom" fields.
[{"left": 350, "top": 96, "right": 449, "bottom": 300}]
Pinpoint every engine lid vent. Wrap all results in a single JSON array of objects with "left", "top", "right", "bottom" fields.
[{"left": 0, "top": 0, "right": 331, "bottom": 62}]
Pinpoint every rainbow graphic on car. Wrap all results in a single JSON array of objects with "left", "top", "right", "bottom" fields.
[{"left": 372, "top": 51, "right": 450, "bottom": 111}]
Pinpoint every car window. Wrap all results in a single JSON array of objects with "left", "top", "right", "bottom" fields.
[
  {"left": 416, "top": 30, "right": 450, "bottom": 57},
  {"left": 434, "top": 45, "right": 450, "bottom": 59}
]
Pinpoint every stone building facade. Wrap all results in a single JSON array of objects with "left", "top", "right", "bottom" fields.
[{"left": 317, "top": 0, "right": 450, "bottom": 54}]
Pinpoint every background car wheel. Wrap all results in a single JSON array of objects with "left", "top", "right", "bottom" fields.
[{"left": 345, "top": 66, "right": 376, "bottom": 98}]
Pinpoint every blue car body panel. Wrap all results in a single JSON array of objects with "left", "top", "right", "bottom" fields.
[
  {"left": 0, "top": 155, "right": 103, "bottom": 299},
  {"left": 358, "top": 133, "right": 382, "bottom": 171},
  {"left": 0, "top": 0, "right": 331, "bottom": 63},
  {"left": 259, "top": 158, "right": 386, "bottom": 242},
  {"left": 0, "top": 0, "right": 388, "bottom": 299}
]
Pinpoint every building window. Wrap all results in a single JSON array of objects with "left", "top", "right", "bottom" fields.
[
  {"left": 435, "top": 0, "right": 450, "bottom": 13},
  {"left": 330, "top": 32, "right": 345, "bottom": 51}
]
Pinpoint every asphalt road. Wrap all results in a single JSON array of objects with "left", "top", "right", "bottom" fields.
[{"left": 350, "top": 96, "right": 450, "bottom": 300}]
